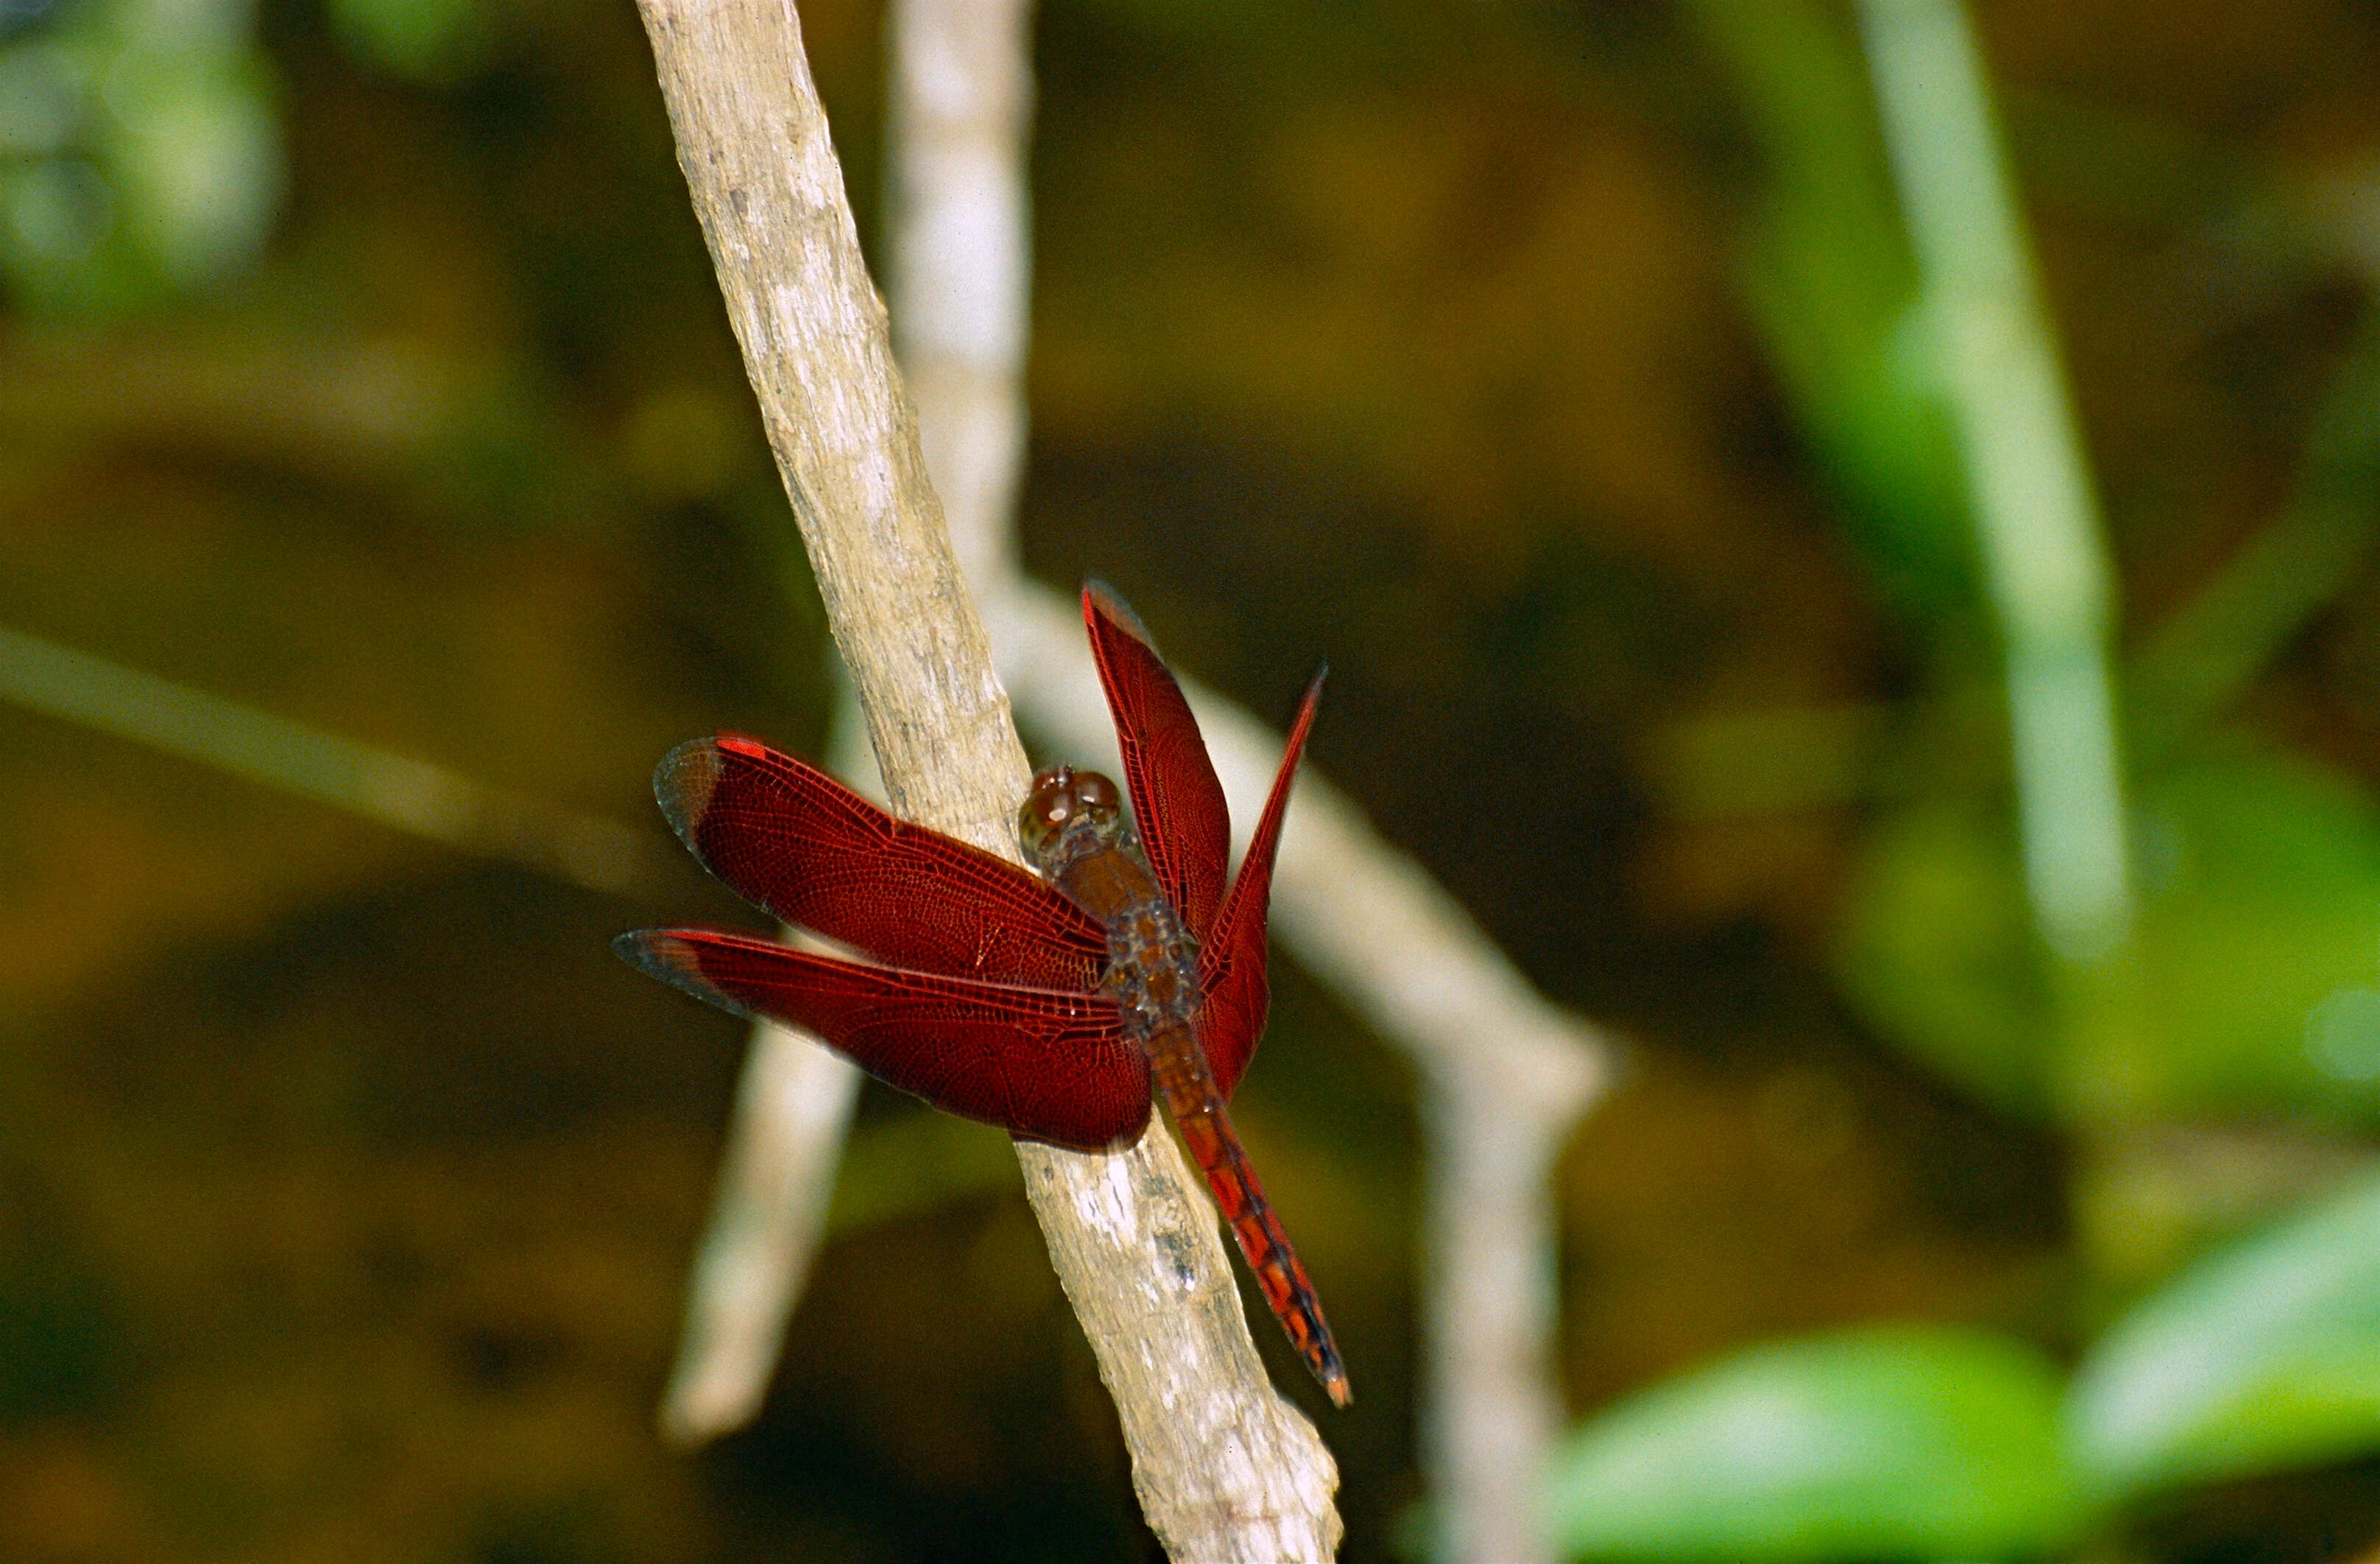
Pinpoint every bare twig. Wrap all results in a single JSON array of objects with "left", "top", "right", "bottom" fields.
[
  {"left": 886, "top": 0, "right": 1033, "bottom": 596},
  {"left": 885, "top": 0, "right": 1612, "bottom": 1546},
  {"left": 659, "top": 0, "right": 1034, "bottom": 1456},
  {"left": 664, "top": 0, "right": 1044, "bottom": 1458},
  {"left": 633, "top": 1, "right": 1338, "bottom": 1554},
  {"left": 660, "top": 1010, "right": 863, "bottom": 1438},
  {"left": 877, "top": 19, "right": 1611, "bottom": 1552},
  {"left": 659, "top": 0, "right": 1616, "bottom": 1555}
]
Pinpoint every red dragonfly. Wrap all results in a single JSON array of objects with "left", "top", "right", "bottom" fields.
[{"left": 618, "top": 582, "right": 1350, "bottom": 1406}]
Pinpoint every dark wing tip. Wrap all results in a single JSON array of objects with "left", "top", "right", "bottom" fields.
[
  {"left": 652, "top": 738, "right": 727, "bottom": 849},
  {"left": 1082, "top": 579, "right": 1159, "bottom": 652},
  {"left": 612, "top": 928, "right": 695, "bottom": 985},
  {"left": 613, "top": 929, "right": 759, "bottom": 1022}
]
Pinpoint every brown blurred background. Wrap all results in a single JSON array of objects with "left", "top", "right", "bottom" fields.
[{"left": 8, "top": 0, "right": 2380, "bottom": 1559}]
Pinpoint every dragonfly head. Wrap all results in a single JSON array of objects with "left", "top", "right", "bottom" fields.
[{"left": 1019, "top": 765, "right": 1125, "bottom": 872}]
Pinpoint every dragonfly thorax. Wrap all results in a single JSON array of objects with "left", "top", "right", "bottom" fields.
[{"left": 1020, "top": 766, "right": 1201, "bottom": 1035}]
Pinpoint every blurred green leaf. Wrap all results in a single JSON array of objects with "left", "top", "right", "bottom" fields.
[
  {"left": 1834, "top": 797, "right": 2052, "bottom": 1114},
  {"left": 1547, "top": 1325, "right": 2088, "bottom": 1563},
  {"left": 2116, "top": 755, "right": 2380, "bottom": 1119},
  {"left": 2069, "top": 1168, "right": 2380, "bottom": 1494},
  {"left": 0, "top": 41, "right": 80, "bottom": 155},
  {"left": 0, "top": 0, "right": 281, "bottom": 312},
  {"left": 1838, "top": 751, "right": 2380, "bottom": 1121},
  {"left": 102, "top": 32, "right": 278, "bottom": 284},
  {"left": 2127, "top": 318, "right": 2380, "bottom": 767},
  {"left": 1685, "top": 0, "right": 1973, "bottom": 625},
  {"left": 2070, "top": 1125, "right": 2376, "bottom": 1323}
]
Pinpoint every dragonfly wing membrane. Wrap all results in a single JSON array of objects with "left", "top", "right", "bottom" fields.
[
  {"left": 1081, "top": 582, "right": 1231, "bottom": 941},
  {"left": 1196, "top": 669, "right": 1324, "bottom": 1099},
  {"left": 656, "top": 736, "right": 1106, "bottom": 990},
  {"left": 618, "top": 929, "right": 1151, "bottom": 1151}
]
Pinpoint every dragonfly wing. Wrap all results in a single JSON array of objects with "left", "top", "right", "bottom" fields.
[
  {"left": 1082, "top": 582, "right": 1231, "bottom": 942},
  {"left": 656, "top": 735, "right": 1106, "bottom": 990},
  {"left": 1195, "top": 669, "right": 1324, "bottom": 1099},
  {"left": 618, "top": 929, "right": 1150, "bottom": 1151}
]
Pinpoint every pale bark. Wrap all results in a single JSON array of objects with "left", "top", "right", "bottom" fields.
[
  {"left": 660, "top": 1011, "right": 862, "bottom": 1441},
  {"left": 653, "top": 0, "right": 1615, "bottom": 1557},
  {"left": 634, "top": 1, "right": 1340, "bottom": 1557},
  {"left": 885, "top": 0, "right": 1032, "bottom": 596},
  {"left": 872, "top": 20, "right": 1611, "bottom": 1549}
]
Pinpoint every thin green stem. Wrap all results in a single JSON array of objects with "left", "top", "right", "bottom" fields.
[
  {"left": 0, "top": 623, "right": 659, "bottom": 893},
  {"left": 2128, "top": 317, "right": 2380, "bottom": 764},
  {"left": 1858, "top": 0, "right": 2132, "bottom": 962}
]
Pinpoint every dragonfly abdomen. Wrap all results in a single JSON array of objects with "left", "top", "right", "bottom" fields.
[
  {"left": 1147, "top": 1023, "right": 1352, "bottom": 1408},
  {"left": 1042, "top": 831, "right": 1352, "bottom": 1406}
]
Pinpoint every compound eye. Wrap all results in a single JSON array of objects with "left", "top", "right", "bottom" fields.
[
  {"left": 1073, "top": 770, "right": 1122, "bottom": 822},
  {"left": 1017, "top": 767, "right": 1077, "bottom": 859}
]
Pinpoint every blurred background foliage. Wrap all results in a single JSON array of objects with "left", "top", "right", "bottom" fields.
[{"left": 9, "top": 0, "right": 2380, "bottom": 1558}]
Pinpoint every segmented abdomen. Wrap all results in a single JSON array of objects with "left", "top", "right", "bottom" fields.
[
  {"left": 1145, "top": 1021, "right": 1351, "bottom": 1407},
  {"left": 1087, "top": 867, "right": 1351, "bottom": 1406}
]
